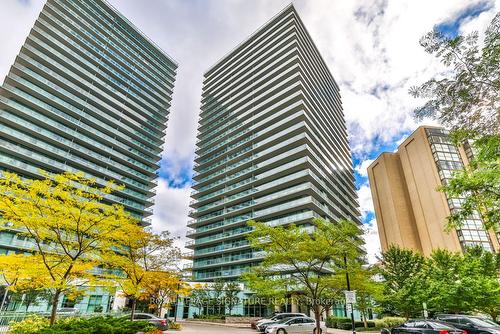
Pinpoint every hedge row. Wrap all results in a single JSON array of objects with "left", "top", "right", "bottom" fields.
[
  {"left": 326, "top": 316, "right": 406, "bottom": 329},
  {"left": 325, "top": 317, "right": 375, "bottom": 329},
  {"left": 8, "top": 315, "right": 158, "bottom": 334}
]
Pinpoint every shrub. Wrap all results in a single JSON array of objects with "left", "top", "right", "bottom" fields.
[
  {"left": 337, "top": 318, "right": 354, "bottom": 329},
  {"left": 35, "top": 316, "right": 157, "bottom": 334},
  {"left": 375, "top": 317, "right": 406, "bottom": 328},
  {"left": 8, "top": 315, "right": 49, "bottom": 334},
  {"left": 168, "top": 322, "right": 182, "bottom": 330},
  {"left": 326, "top": 316, "right": 350, "bottom": 328},
  {"left": 194, "top": 314, "right": 225, "bottom": 320},
  {"left": 364, "top": 321, "right": 376, "bottom": 328}
]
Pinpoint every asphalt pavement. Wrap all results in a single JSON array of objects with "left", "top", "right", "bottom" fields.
[{"left": 180, "top": 322, "right": 254, "bottom": 333}]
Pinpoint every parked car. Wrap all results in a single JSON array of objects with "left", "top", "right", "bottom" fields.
[
  {"left": 129, "top": 313, "right": 168, "bottom": 330},
  {"left": 383, "top": 320, "right": 464, "bottom": 334},
  {"left": 265, "top": 316, "right": 327, "bottom": 334},
  {"left": 255, "top": 313, "right": 307, "bottom": 332},
  {"left": 435, "top": 315, "right": 500, "bottom": 334},
  {"left": 57, "top": 307, "right": 80, "bottom": 315}
]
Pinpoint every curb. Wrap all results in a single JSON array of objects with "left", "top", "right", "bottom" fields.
[{"left": 182, "top": 320, "right": 252, "bottom": 328}]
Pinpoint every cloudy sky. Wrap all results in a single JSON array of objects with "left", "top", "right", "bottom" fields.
[{"left": 0, "top": 0, "right": 497, "bottom": 263}]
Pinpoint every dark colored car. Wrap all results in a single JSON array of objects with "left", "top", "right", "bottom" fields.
[
  {"left": 385, "top": 320, "right": 464, "bottom": 334},
  {"left": 128, "top": 313, "right": 168, "bottom": 330},
  {"left": 436, "top": 315, "right": 500, "bottom": 334}
]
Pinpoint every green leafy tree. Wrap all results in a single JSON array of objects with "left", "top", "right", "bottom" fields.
[
  {"left": 461, "top": 247, "right": 499, "bottom": 321},
  {"left": 212, "top": 279, "right": 226, "bottom": 315},
  {"left": 190, "top": 283, "right": 210, "bottom": 316},
  {"left": 224, "top": 281, "right": 241, "bottom": 315},
  {"left": 410, "top": 12, "right": 500, "bottom": 231},
  {"left": 350, "top": 267, "right": 383, "bottom": 328},
  {"left": 424, "top": 249, "right": 470, "bottom": 314},
  {"left": 440, "top": 133, "right": 499, "bottom": 230},
  {"left": 378, "top": 246, "right": 426, "bottom": 318},
  {"left": 244, "top": 218, "right": 364, "bottom": 333},
  {"left": 380, "top": 246, "right": 499, "bottom": 320},
  {"left": 410, "top": 12, "right": 499, "bottom": 135}
]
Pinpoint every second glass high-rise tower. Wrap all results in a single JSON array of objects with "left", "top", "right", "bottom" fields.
[{"left": 187, "top": 5, "right": 360, "bottom": 281}]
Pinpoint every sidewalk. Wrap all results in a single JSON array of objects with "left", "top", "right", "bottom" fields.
[
  {"left": 181, "top": 320, "right": 381, "bottom": 333},
  {"left": 327, "top": 329, "right": 380, "bottom": 334}
]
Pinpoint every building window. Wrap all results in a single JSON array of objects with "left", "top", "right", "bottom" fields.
[{"left": 87, "top": 295, "right": 102, "bottom": 313}]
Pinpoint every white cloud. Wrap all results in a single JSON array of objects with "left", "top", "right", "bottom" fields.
[
  {"left": 357, "top": 183, "right": 375, "bottom": 220},
  {"left": 150, "top": 179, "right": 191, "bottom": 250},
  {"left": 300, "top": 0, "right": 497, "bottom": 155},
  {"left": 362, "top": 219, "right": 382, "bottom": 264},
  {"left": 0, "top": 0, "right": 45, "bottom": 82},
  {"left": 355, "top": 159, "right": 375, "bottom": 177}
]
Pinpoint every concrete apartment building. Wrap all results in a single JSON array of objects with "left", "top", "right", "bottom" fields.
[
  {"left": 0, "top": 0, "right": 176, "bottom": 312},
  {"left": 187, "top": 4, "right": 360, "bottom": 283},
  {"left": 368, "top": 126, "right": 499, "bottom": 255}
]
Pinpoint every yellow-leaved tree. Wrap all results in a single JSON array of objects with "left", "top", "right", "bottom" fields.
[
  {"left": 0, "top": 171, "right": 139, "bottom": 324},
  {"left": 0, "top": 254, "right": 48, "bottom": 311},
  {"left": 141, "top": 271, "right": 191, "bottom": 318},
  {"left": 107, "top": 229, "right": 181, "bottom": 320}
]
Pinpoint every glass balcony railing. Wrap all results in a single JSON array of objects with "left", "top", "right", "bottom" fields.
[
  {"left": 16, "top": 59, "right": 162, "bottom": 146},
  {"left": 0, "top": 113, "right": 153, "bottom": 187},
  {"left": 194, "top": 267, "right": 250, "bottom": 280},
  {"left": 37, "top": 10, "right": 168, "bottom": 114},
  {"left": 193, "top": 251, "right": 264, "bottom": 269},
  {"left": 0, "top": 96, "right": 155, "bottom": 173},
  {"left": 194, "top": 240, "right": 250, "bottom": 256},
  {"left": 195, "top": 146, "right": 307, "bottom": 194},
  {"left": 27, "top": 26, "right": 167, "bottom": 127},
  {"left": 194, "top": 182, "right": 310, "bottom": 217},
  {"left": 0, "top": 154, "right": 148, "bottom": 212},
  {"left": 190, "top": 196, "right": 314, "bottom": 228},
  {"left": 0, "top": 125, "right": 151, "bottom": 195},
  {"left": 193, "top": 226, "right": 253, "bottom": 246}
]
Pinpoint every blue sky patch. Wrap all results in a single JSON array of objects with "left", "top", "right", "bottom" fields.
[
  {"left": 435, "top": 1, "right": 493, "bottom": 38},
  {"left": 158, "top": 157, "right": 193, "bottom": 188}
]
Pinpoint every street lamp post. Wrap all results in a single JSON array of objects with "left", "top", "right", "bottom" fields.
[
  {"left": 344, "top": 255, "right": 356, "bottom": 334},
  {"left": 173, "top": 283, "right": 180, "bottom": 322}
]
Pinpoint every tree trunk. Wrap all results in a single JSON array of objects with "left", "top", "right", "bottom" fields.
[
  {"left": 49, "top": 290, "right": 61, "bottom": 326},
  {"left": 157, "top": 301, "right": 163, "bottom": 317},
  {"left": 0, "top": 288, "right": 8, "bottom": 313},
  {"left": 314, "top": 305, "right": 322, "bottom": 334},
  {"left": 362, "top": 311, "right": 368, "bottom": 328},
  {"left": 130, "top": 297, "right": 137, "bottom": 321}
]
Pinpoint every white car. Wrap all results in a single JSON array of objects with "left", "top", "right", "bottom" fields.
[
  {"left": 265, "top": 316, "right": 327, "bottom": 334},
  {"left": 256, "top": 313, "right": 307, "bottom": 331}
]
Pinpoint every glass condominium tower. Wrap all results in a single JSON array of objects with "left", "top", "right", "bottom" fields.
[
  {"left": 0, "top": 0, "right": 177, "bottom": 254},
  {"left": 188, "top": 5, "right": 360, "bottom": 281}
]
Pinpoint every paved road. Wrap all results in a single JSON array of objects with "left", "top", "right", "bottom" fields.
[{"left": 180, "top": 322, "right": 254, "bottom": 334}]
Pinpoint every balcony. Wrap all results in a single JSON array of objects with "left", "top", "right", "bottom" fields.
[{"left": 182, "top": 251, "right": 193, "bottom": 259}]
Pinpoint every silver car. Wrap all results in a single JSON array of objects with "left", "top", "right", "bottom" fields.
[
  {"left": 265, "top": 316, "right": 327, "bottom": 334},
  {"left": 257, "top": 313, "right": 308, "bottom": 332}
]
